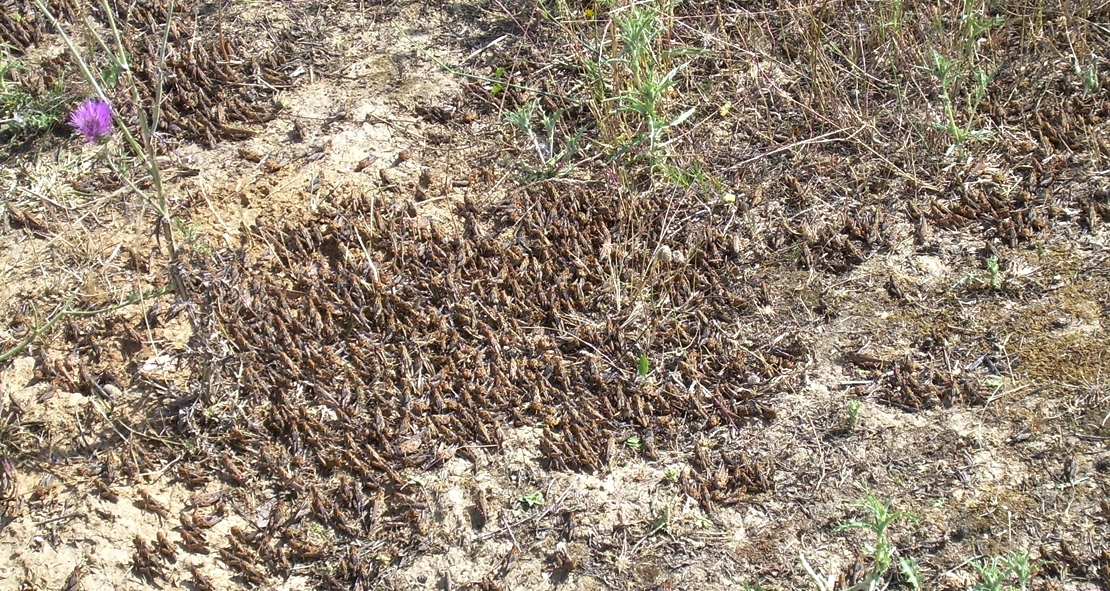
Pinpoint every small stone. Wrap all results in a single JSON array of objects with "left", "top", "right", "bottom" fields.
[
  {"left": 655, "top": 245, "right": 673, "bottom": 264},
  {"left": 101, "top": 384, "right": 123, "bottom": 398}
]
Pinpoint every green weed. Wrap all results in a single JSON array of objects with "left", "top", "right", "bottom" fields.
[
  {"left": 0, "top": 51, "right": 66, "bottom": 141},
  {"left": 920, "top": 0, "right": 1004, "bottom": 149},
  {"left": 519, "top": 491, "right": 544, "bottom": 510},
  {"left": 926, "top": 49, "right": 993, "bottom": 146},
  {"left": 801, "top": 494, "right": 1043, "bottom": 591},
  {"left": 835, "top": 494, "right": 918, "bottom": 583},
  {"left": 546, "top": 0, "right": 703, "bottom": 172},
  {"left": 1082, "top": 56, "right": 1100, "bottom": 93},
  {"left": 986, "top": 255, "right": 1001, "bottom": 290},
  {"left": 802, "top": 494, "right": 919, "bottom": 591},
  {"left": 624, "top": 435, "right": 643, "bottom": 451},
  {"left": 505, "top": 98, "right": 582, "bottom": 179},
  {"left": 971, "top": 557, "right": 1010, "bottom": 591},
  {"left": 898, "top": 556, "right": 923, "bottom": 591},
  {"left": 662, "top": 158, "right": 722, "bottom": 195},
  {"left": 845, "top": 399, "right": 862, "bottom": 431},
  {"left": 489, "top": 65, "right": 507, "bottom": 95},
  {"left": 601, "top": 1, "right": 698, "bottom": 155},
  {"left": 970, "top": 551, "right": 1040, "bottom": 591},
  {"left": 1004, "top": 551, "right": 1039, "bottom": 591},
  {"left": 951, "top": 255, "right": 1003, "bottom": 293}
]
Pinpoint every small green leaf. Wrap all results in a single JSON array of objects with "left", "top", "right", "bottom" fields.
[
  {"left": 490, "top": 66, "right": 506, "bottom": 95},
  {"left": 899, "top": 557, "right": 922, "bottom": 591},
  {"left": 519, "top": 491, "right": 543, "bottom": 509},
  {"left": 638, "top": 353, "right": 649, "bottom": 376},
  {"left": 669, "top": 106, "right": 696, "bottom": 127}
]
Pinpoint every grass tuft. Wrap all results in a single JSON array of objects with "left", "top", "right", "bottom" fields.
[{"left": 0, "top": 47, "right": 67, "bottom": 141}]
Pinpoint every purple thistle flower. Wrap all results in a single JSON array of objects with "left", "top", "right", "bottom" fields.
[{"left": 69, "top": 98, "right": 114, "bottom": 143}]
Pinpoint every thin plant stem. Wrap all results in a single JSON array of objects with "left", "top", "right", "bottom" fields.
[
  {"left": 33, "top": 0, "right": 178, "bottom": 258},
  {"left": 0, "top": 285, "right": 175, "bottom": 363}
]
